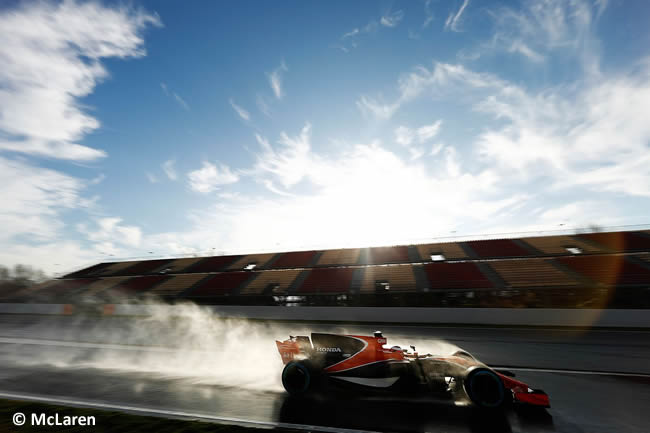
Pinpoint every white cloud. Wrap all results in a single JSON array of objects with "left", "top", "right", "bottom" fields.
[
  {"left": 341, "top": 28, "right": 360, "bottom": 39},
  {"left": 78, "top": 217, "right": 142, "bottom": 248},
  {"left": 0, "top": 241, "right": 98, "bottom": 276},
  {"left": 445, "top": 0, "right": 469, "bottom": 32},
  {"left": 251, "top": 124, "right": 315, "bottom": 189},
  {"left": 146, "top": 172, "right": 159, "bottom": 183},
  {"left": 472, "top": 0, "right": 604, "bottom": 72},
  {"left": 256, "top": 94, "right": 272, "bottom": 117},
  {"left": 162, "top": 159, "right": 178, "bottom": 181},
  {"left": 161, "top": 82, "right": 189, "bottom": 110},
  {"left": 357, "top": 62, "right": 505, "bottom": 119},
  {"left": 394, "top": 120, "right": 443, "bottom": 160},
  {"left": 173, "top": 93, "right": 189, "bottom": 110},
  {"left": 90, "top": 173, "right": 106, "bottom": 185},
  {"left": 163, "top": 128, "right": 521, "bottom": 253},
  {"left": 417, "top": 120, "right": 443, "bottom": 142},
  {"left": 430, "top": 142, "right": 445, "bottom": 156},
  {"left": 380, "top": 10, "right": 404, "bottom": 28},
  {"left": 507, "top": 40, "right": 545, "bottom": 63},
  {"left": 356, "top": 95, "right": 400, "bottom": 120},
  {"left": 188, "top": 161, "right": 239, "bottom": 193},
  {"left": 340, "top": 11, "right": 404, "bottom": 50},
  {"left": 0, "top": 156, "right": 116, "bottom": 274},
  {"left": 0, "top": 156, "right": 84, "bottom": 243},
  {"left": 268, "top": 61, "right": 288, "bottom": 100},
  {"left": 463, "top": 61, "right": 650, "bottom": 197},
  {"left": 363, "top": 53, "right": 650, "bottom": 199},
  {"left": 423, "top": 0, "right": 434, "bottom": 28},
  {"left": 229, "top": 98, "right": 250, "bottom": 121},
  {"left": 394, "top": 126, "right": 414, "bottom": 146},
  {"left": 0, "top": 0, "right": 160, "bottom": 161}
]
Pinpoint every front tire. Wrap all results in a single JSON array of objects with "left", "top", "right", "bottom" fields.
[
  {"left": 281, "top": 361, "right": 315, "bottom": 396},
  {"left": 464, "top": 368, "right": 506, "bottom": 409}
]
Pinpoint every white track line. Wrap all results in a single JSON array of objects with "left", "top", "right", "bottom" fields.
[
  {"left": 0, "top": 391, "right": 377, "bottom": 433},
  {"left": 494, "top": 366, "right": 650, "bottom": 378}
]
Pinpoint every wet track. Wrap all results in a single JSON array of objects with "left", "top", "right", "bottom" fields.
[{"left": 0, "top": 314, "right": 649, "bottom": 432}]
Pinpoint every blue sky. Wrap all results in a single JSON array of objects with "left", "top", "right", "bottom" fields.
[{"left": 1, "top": 0, "right": 650, "bottom": 274}]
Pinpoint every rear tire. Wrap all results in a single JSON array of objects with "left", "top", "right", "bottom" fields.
[
  {"left": 464, "top": 368, "right": 506, "bottom": 409},
  {"left": 281, "top": 361, "right": 315, "bottom": 396}
]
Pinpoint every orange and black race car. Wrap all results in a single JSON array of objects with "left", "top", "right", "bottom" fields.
[{"left": 276, "top": 331, "right": 549, "bottom": 410}]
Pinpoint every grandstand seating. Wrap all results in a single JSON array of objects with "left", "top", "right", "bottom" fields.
[
  {"left": 297, "top": 268, "right": 355, "bottom": 294},
  {"left": 360, "top": 265, "right": 417, "bottom": 293},
  {"left": 97, "top": 260, "right": 142, "bottom": 276},
  {"left": 154, "top": 257, "right": 205, "bottom": 274},
  {"left": 520, "top": 235, "right": 604, "bottom": 255},
  {"left": 147, "top": 273, "right": 210, "bottom": 297},
  {"left": 422, "top": 262, "right": 494, "bottom": 290},
  {"left": 316, "top": 248, "right": 361, "bottom": 266},
  {"left": 226, "top": 253, "right": 277, "bottom": 270},
  {"left": 464, "top": 239, "right": 533, "bottom": 258},
  {"left": 117, "top": 259, "right": 176, "bottom": 276},
  {"left": 556, "top": 255, "right": 650, "bottom": 286},
  {"left": 41, "top": 278, "right": 98, "bottom": 297},
  {"left": 415, "top": 242, "right": 467, "bottom": 261},
  {"left": 109, "top": 275, "right": 170, "bottom": 294},
  {"left": 185, "top": 272, "right": 253, "bottom": 296},
  {"left": 239, "top": 269, "right": 301, "bottom": 295},
  {"left": 43, "top": 229, "right": 650, "bottom": 308},
  {"left": 185, "top": 255, "right": 241, "bottom": 273},
  {"left": 81, "top": 276, "right": 132, "bottom": 297},
  {"left": 63, "top": 262, "right": 111, "bottom": 278},
  {"left": 272, "top": 250, "right": 319, "bottom": 268},
  {"left": 575, "top": 231, "right": 650, "bottom": 252},
  {"left": 488, "top": 259, "right": 579, "bottom": 288},
  {"left": 364, "top": 246, "right": 410, "bottom": 265}
]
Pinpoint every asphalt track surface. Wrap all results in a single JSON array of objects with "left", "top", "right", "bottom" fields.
[{"left": 0, "top": 314, "right": 649, "bottom": 432}]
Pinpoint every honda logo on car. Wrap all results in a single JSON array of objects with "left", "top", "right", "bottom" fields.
[{"left": 317, "top": 347, "right": 342, "bottom": 352}]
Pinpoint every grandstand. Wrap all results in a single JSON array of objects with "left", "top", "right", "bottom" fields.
[{"left": 12, "top": 229, "right": 650, "bottom": 308}]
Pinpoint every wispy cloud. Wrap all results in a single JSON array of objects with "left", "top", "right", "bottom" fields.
[
  {"left": 339, "top": 10, "right": 403, "bottom": 52},
  {"left": 0, "top": 1, "right": 159, "bottom": 161},
  {"left": 465, "top": 0, "right": 604, "bottom": 71},
  {"left": 341, "top": 28, "right": 360, "bottom": 39},
  {"left": 394, "top": 120, "right": 443, "bottom": 160},
  {"left": 90, "top": 173, "right": 106, "bottom": 185},
  {"left": 445, "top": 0, "right": 470, "bottom": 32},
  {"left": 380, "top": 10, "right": 404, "bottom": 28},
  {"left": 146, "top": 172, "right": 159, "bottom": 183},
  {"left": 229, "top": 98, "right": 250, "bottom": 121},
  {"left": 0, "top": 156, "right": 84, "bottom": 243},
  {"left": 423, "top": 0, "right": 435, "bottom": 28},
  {"left": 356, "top": 95, "right": 400, "bottom": 120},
  {"left": 187, "top": 161, "right": 239, "bottom": 193},
  {"left": 267, "top": 61, "right": 288, "bottom": 100},
  {"left": 256, "top": 94, "right": 272, "bottom": 117},
  {"left": 162, "top": 159, "right": 178, "bottom": 181},
  {"left": 161, "top": 82, "right": 189, "bottom": 110},
  {"left": 182, "top": 124, "right": 523, "bottom": 252},
  {"left": 409, "top": 1, "right": 435, "bottom": 39},
  {"left": 251, "top": 124, "right": 314, "bottom": 189},
  {"left": 357, "top": 61, "right": 500, "bottom": 120},
  {"left": 78, "top": 217, "right": 142, "bottom": 248}
]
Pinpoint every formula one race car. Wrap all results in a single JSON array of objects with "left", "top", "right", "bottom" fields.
[{"left": 276, "top": 332, "right": 549, "bottom": 410}]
